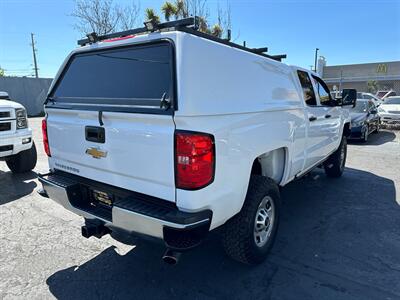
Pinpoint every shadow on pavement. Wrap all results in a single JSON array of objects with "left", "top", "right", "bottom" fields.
[
  {"left": 349, "top": 130, "right": 396, "bottom": 146},
  {"left": 0, "top": 170, "right": 37, "bottom": 205},
  {"left": 46, "top": 168, "right": 399, "bottom": 300}
]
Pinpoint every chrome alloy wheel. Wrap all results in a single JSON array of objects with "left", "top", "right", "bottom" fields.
[{"left": 254, "top": 196, "right": 275, "bottom": 247}]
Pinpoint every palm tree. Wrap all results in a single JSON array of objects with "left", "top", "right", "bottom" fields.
[
  {"left": 145, "top": 8, "right": 160, "bottom": 24},
  {"left": 211, "top": 24, "right": 223, "bottom": 38},
  {"left": 161, "top": 1, "right": 177, "bottom": 21},
  {"left": 197, "top": 16, "right": 208, "bottom": 33},
  {"left": 175, "top": 0, "right": 188, "bottom": 19}
]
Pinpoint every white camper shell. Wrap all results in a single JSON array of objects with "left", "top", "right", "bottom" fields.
[{"left": 39, "top": 19, "right": 354, "bottom": 265}]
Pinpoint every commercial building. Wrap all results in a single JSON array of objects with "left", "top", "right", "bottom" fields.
[{"left": 318, "top": 58, "right": 400, "bottom": 94}]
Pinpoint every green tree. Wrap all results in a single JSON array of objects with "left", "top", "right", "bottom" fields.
[
  {"left": 211, "top": 24, "right": 223, "bottom": 38},
  {"left": 145, "top": 8, "right": 160, "bottom": 24},
  {"left": 175, "top": 0, "right": 189, "bottom": 18},
  {"left": 148, "top": 0, "right": 232, "bottom": 38},
  {"left": 161, "top": 1, "right": 177, "bottom": 21},
  {"left": 367, "top": 80, "right": 379, "bottom": 94},
  {"left": 197, "top": 16, "right": 209, "bottom": 33},
  {"left": 0, "top": 67, "right": 4, "bottom": 77}
]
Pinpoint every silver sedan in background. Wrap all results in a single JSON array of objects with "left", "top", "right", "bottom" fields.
[{"left": 379, "top": 96, "right": 400, "bottom": 125}]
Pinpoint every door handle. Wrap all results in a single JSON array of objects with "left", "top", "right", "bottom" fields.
[
  {"left": 309, "top": 116, "right": 317, "bottom": 122},
  {"left": 325, "top": 114, "right": 332, "bottom": 119},
  {"left": 85, "top": 126, "right": 105, "bottom": 143}
]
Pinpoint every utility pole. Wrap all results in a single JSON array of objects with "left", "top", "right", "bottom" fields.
[
  {"left": 314, "top": 48, "right": 319, "bottom": 73},
  {"left": 30, "top": 33, "right": 39, "bottom": 78}
]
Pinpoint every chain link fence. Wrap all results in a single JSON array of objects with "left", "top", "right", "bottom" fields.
[{"left": 374, "top": 80, "right": 400, "bottom": 94}]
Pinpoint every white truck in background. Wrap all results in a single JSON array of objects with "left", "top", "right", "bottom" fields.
[
  {"left": 38, "top": 18, "right": 356, "bottom": 265},
  {"left": 0, "top": 92, "right": 37, "bottom": 173}
]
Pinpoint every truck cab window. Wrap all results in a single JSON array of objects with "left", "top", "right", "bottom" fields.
[
  {"left": 297, "top": 70, "right": 317, "bottom": 106},
  {"left": 312, "top": 76, "right": 332, "bottom": 106}
]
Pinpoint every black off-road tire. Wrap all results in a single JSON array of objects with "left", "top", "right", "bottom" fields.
[
  {"left": 222, "top": 175, "right": 280, "bottom": 265},
  {"left": 6, "top": 142, "right": 37, "bottom": 174},
  {"left": 324, "top": 136, "right": 347, "bottom": 178}
]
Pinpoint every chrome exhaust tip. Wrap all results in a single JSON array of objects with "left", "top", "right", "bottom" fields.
[{"left": 162, "top": 249, "right": 181, "bottom": 265}]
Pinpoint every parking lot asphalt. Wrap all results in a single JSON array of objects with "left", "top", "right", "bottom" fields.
[{"left": 1, "top": 118, "right": 399, "bottom": 300}]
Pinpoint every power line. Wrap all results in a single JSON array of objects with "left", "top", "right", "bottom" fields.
[{"left": 30, "top": 33, "right": 39, "bottom": 78}]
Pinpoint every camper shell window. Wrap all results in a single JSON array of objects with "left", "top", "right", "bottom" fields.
[{"left": 49, "top": 41, "right": 175, "bottom": 113}]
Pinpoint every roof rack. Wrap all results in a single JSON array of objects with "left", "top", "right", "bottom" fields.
[
  {"left": 77, "top": 17, "right": 287, "bottom": 62},
  {"left": 77, "top": 18, "right": 198, "bottom": 46}
]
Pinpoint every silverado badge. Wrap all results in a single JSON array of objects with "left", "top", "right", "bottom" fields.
[{"left": 85, "top": 147, "right": 107, "bottom": 159}]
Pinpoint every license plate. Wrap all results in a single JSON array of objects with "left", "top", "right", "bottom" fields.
[{"left": 92, "top": 189, "right": 113, "bottom": 206}]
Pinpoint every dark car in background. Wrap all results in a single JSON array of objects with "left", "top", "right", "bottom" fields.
[{"left": 348, "top": 99, "right": 380, "bottom": 142}]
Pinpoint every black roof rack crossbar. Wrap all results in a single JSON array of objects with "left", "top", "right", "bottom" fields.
[
  {"left": 78, "top": 17, "right": 199, "bottom": 46},
  {"left": 78, "top": 27, "right": 147, "bottom": 46},
  {"left": 252, "top": 47, "right": 268, "bottom": 54},
  {"left": 178, "top": 27, "right": 286, "bottom": 62},
  {"left": 250, "top": 47, "right": 287, "bottom": 60},
  {"left": 77, "top": 17, "right": 287, "bottom": 62},
  {"left": 269, "top": 54, "right": 287, "bottom": 60}
]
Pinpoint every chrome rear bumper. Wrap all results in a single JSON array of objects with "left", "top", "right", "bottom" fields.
[{"left": 38, "top": 171, "right": 212, "bottom": 249}]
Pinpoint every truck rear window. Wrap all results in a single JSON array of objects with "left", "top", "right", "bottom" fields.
[{"left": 51, "top": 41, "right": 174, "bottom": 110}]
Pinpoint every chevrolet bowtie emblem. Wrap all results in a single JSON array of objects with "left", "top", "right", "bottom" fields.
[{"left": 86, "top": 147, "right": 107, "bottom": 159}]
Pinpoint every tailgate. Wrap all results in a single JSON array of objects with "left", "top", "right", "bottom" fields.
[
  {"left": 46, "top": 109, "right": 176, "bottom": 202},
  {"left": 45, "top": 40, "right": 177, "bottom": 202}
]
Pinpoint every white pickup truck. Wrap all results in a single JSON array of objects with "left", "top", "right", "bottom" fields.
[
  {"left": 0, "top": 92, "right": 37, "bottom": 173},
  {"left": 38, "top": 18, "right": 356, "bottom": 265}
]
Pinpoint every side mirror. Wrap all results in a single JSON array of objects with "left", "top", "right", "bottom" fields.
[{"left": 342, "top": 89, "right": 357, "bottom": 107}]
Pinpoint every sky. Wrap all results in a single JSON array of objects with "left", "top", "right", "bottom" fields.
[{"left": 1, "top": 0, "right": 399, "bottom": 78}]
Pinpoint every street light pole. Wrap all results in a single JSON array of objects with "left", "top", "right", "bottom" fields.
[
  {"left": 30, "top": 33, "right": 39, "bottom": 78},
  {"left": 314, "top": 48, "right": 319, "bottom": 73}
]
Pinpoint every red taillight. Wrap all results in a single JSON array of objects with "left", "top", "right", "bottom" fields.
[
  {"left": 175, "top": 131, "right": 215, "bottom": 190},
  {"left": 42, "top": 119, "right": 51, "bottom": 157}
]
